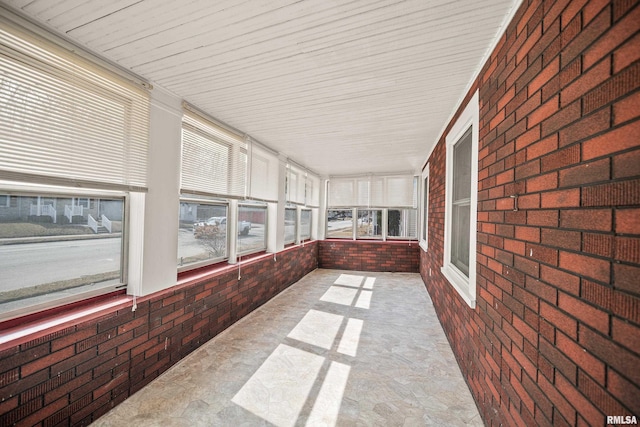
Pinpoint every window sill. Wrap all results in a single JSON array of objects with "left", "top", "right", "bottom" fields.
[
  {"left": 419, "top": 240, "right": 428, "bottom": 252},
  {"left": 177, "top": 256, "right": 228, "bottom": 273},
  {"left": 0, "top": 294, "right": 131, "bottom": 351},
  {"left": 177, "top": 242, "right": 315, "bottom": 288},
  {"left": 323, "top": 238, "right": 418, "bottom": 244},
  {"left": 441, "top": 264, "right": 476, "bottom": 309}
]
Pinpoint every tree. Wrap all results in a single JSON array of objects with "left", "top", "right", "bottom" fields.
[{"left": 195, "top": 225, "right": 226, "bottom": 257}]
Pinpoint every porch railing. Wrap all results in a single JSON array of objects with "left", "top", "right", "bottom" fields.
[
  {"left": 30, "top": 204, "right": 56, "bottom": 223},
  {"left": 88, "top": 214, "right": 98, "bottom": 233},
  {"left": 64, "top": 205, "right": 83, "bottom": 223},
  {"left": 101, "top": 215, "right": 112, "bottom": 233}
]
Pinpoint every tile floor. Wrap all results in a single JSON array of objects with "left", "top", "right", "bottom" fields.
[{"left": 93, "top": 269, "right": 483, "bottom": 426}]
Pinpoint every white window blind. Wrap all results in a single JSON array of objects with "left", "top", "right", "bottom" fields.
[
  {"left": 329, "top": 174, "right": 417, "bottom": 208},
  {"left": 248, "top": 140, "right": 279, "bottom": 202},
  {"left": 369, "top": 177, "right": 384, "bottom": 207},
  {"left": 285, "top": 162, "right": 320, "bottom": 206},
  {"left": 0, "top": 18, "right": 150, "bottom": 190},
  {"left": 356, "top": 178, "right": 369, "bottom": 206},
  {"left": 306, "top": 173, "right": 321, "bottom": 207},
  {"left": 327, "top": 179, "right": 354, "bottom": 207},
  {"left": 386, "top": 175, "right": 418, "bottom": 207},
  {"left": 181, "top": 108, "right": 247, "bottom": 198},
  {"left": 286, "top": 162, "right": 306, "bottom": 205}
]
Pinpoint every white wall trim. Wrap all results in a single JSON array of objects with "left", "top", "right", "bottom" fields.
[
  {"left": 441, "top": 91, "right": 479, "bottom": 309},
  {"left": 419, "top": 164, "right": 429, "bottom": 252}
]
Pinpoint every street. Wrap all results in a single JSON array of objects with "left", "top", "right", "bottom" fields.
[
  {"left": 327, "top": 219, "right": 353, "bottom": 238},
  {"left": 0, "top": 238, "right": 122, "bottom": 293},
  {"left": 1, "top": 223, "right": 270, "bottom": 296}
]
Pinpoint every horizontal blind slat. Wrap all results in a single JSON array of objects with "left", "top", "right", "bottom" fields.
[
  {"left": 0, "top": 21, "right": 149, "bottom": 188},
  {"left": 329, "top": 174, "right": 417, "bottom": 208},
  {"left": 249, "top": 143, "right": 278, "bottom": 202},
  {"left": 181, "top": 110, "right": 247, "bottom": 198}
]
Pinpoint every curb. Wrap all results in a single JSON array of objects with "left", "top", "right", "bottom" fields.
[{"left": 0, "top": 233, "right": 122, "bottom": 246}]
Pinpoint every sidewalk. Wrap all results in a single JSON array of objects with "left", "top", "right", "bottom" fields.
[{"left": 0, "top": 232, "right": 122, "bottom": 246}]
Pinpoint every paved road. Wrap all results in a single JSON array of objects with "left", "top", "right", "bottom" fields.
[
  {"left": 327, "top": 219, "right": 353, "bottom": 237},
  {"left": 1, "top": 224, "right": 271, "bottom": 294},
  {"left": 0, "top": 238, "right": 122, "bottom": 292}
]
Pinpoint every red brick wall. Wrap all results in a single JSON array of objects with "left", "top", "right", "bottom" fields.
[
  {"left": 0, "top": 242, "right": 317, "bottom": 426},
  {"left": 420, "top": 0, "right": 640, "bottom": 425},
  {"left": 319, "top": 240, "right": 420, "bottom": 272}
]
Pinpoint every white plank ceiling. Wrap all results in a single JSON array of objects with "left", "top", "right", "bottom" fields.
[{"left": 3, "top": 0, "right": 518, "bottom": 176}]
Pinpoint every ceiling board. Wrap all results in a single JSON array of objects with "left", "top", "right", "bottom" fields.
[{"left": 4, "top": 0, "right": 519, "bottom": 176}]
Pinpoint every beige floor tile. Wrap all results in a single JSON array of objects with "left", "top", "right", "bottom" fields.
[{"left": 93, "top": 269, "right": 482, "bottom": 427}]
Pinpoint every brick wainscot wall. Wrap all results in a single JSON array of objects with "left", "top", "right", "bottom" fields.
[{"left": 0, "top": 243, "right": 317, "bottom": 426}]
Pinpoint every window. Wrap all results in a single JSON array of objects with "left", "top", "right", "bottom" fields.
[
  {"left": 178, "top": 201, "right": 228, "bottom": 270},
  {"left": 388, "top": 209, "right": 418, "bottom": 239},
  {"left": 181, "top": 107, "right": 247, "bottom": 198},
  {"left": 300, "top": 209, "right": 312, "bottom": 240},
  {"left": 420, "top": 165, "right": 429, "bottom": 250},
  {"left": 451, "top": 130, "right": 472, "bottom": 275},
  {"left": 327, "top": 174, "right": 418, "bottom": 241},
  {"left": 0, "top": 17, "right": 150, "bottom": 320},
  {"left": 284, "top": 207, "right": 297, "bottom": 244},
  {"left": 442, "top": 91, "right": 479, "bottom": 308},
  {"left": 0, "top": 191, "right": 125, "bottom": 321},
  {"left": 326, "top": 209, "right": 353, "bottom": 239},
  {"left": 0, "top": 20, "right": 149, "bottom": 190},
  {"left": 285, "top": 163, "right": 320, "bottom": 207},
  {"left": 248, "top": 140, "right": 279, "bottom": 202},
  {"left": 357, "top": 209, "right": 382, "bottom": 239},
  {"left": 237, "top": 204, "right": 267, "bottom": 255},
  {"left": 75, "top": 198, "right": 92, "bottom": 209},
  {"left": 305, "top": 175, "right": 321, "bottom": 208}
]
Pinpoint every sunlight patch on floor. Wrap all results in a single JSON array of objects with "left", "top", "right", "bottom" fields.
[
  {"left": 337, "top": 318, "right": 364, "bottom": 357},
  {"left": 320, "top": 286, "right": 358, "bottom": 305},
  {"left": 287, "top": 309, "right": 343, "bottom": 350},
  {"left": 333, "top": 273, "right": 365, "bottom": 288},
  {"left": 231, "top": 344, "right": 324, "bottom": 427},
  {"left": 305, "top": 361, "right": 351, "bottom": 426}
]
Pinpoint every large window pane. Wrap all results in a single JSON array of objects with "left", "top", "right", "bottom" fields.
[
  {"left": 300, "top": 210, "right": 311, "bottom": 240},
  {"left": 388, "top": 209, "right": 418, "bottom": 239},
  {"left": 326, "top": 209, "right": 353, "bottom": 238},
  {"left": 451, "top": 127, "right": 473, "bottom": 277},
  {"left": 178, "top": 202, "right": 227, "bottom": 268},
  {"left": 453, "top": 129, "right": 472, "bottom": 201},
  {"left": 451, "top": 203, "right": 471, "bottom": 275},
  {"left": 0, "top": 193, "right": 123, "bottom": 317},
  {"left": 422, "top": 175, "right": 429, "bottom": 242},
  {"left": 357, "top": 209, "right": 382, "bottom": 239},
  {"left": 237, "top": 204, "right": 267, "bottom": 255},
  {"left": 284, "top": 207, "right": 296, "bottom": 244}
]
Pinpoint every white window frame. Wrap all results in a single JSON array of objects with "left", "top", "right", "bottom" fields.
[
  {"left": 325, "top": 207, "right": 418, "bottom": 241},
  {"left": 284, "top": 206, "right": 297, "bottom": 245},
  {"left": 356, "top": 208, "right": 384, "bottom": 240},
  {"left": 442, "top": 91, "right": 479, "bottom": 309},
  {"left": 177, "top": 198, "right": 229, "bottom": 272},
  {"left": 236, "top": 202, "right": 268, "bottom": 256},
  {"left": 386, "top": 208, "right": 418, "bottom": 240},
  {"left": 300, "top": 208, "right": 312, "bottom": 241},
  {"left": 0, "top": 182, "right": 128, "bottom": 322},
  {"left": 420, "top": 165, "right": 429, "bottom": 252}
]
